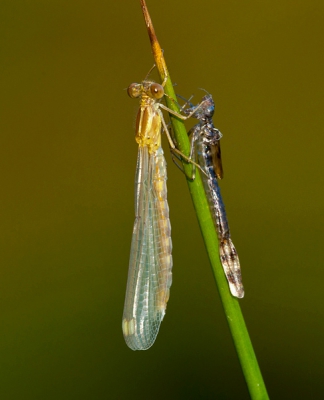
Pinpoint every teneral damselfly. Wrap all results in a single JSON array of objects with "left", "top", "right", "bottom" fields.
[
  {"left": 122, "top": 71, "right": 204, "bottom": 350},
  {"left": 184, "top": 93, "right": 244, "bottom": 298}
]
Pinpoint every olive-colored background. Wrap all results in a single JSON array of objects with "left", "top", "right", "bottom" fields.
[{"left": 1, "top": 1, "right": 323, "bottom": 399}]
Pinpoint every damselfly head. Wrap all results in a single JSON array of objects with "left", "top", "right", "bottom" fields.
[
  {"left": 200, "top": 95, "right": 215, "bottom": 118},
  {"left": 127, "top": 81, "right": 165, "bottom": 100}
]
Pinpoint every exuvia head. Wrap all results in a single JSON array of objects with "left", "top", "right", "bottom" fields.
[{"left": 200, "top": 94, "right": 215, "bottom": 118}]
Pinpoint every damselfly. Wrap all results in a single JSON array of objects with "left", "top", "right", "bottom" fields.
[
  {"left": 122, "top": 70, "right": 203, "bottom": 350},
  {"left": 184, "top": 93, "right": 244, "bottom": 298}
]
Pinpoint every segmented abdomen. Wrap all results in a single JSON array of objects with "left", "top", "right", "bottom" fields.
[{"left": 196, "top": 139, "right": 244, "bottom": 298}]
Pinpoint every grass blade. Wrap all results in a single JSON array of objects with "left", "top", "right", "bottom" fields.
[{"left": 140, "top": 1, "right": 269, "bottom": 398}]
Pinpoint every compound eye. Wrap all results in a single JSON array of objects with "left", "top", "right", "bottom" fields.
[
  {"left": 127, "top": 83, "right": 141, "bottom": 98},
  {"left": 150, "top": 83, "right": 164, "bottom": 99}
]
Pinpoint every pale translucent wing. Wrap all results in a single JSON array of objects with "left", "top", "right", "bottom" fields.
[
  {"left": 122, "top": 146, "right": 173, "bottom": 350},
  {"left": 122, "top": 146, "right": 157, "bottom": 350}
]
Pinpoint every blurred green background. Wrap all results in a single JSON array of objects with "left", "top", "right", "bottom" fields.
[{"left": 1, "top": 0, "right": 323, "bottom": 398}]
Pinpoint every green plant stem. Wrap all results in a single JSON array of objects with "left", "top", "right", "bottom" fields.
[{"left": 140, "top": 1, "right": 269, "bottom": 399}]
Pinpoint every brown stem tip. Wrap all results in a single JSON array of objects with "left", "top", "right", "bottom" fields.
[{"left": 140, "top": 0, "right": 167, "bottom": 80}]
